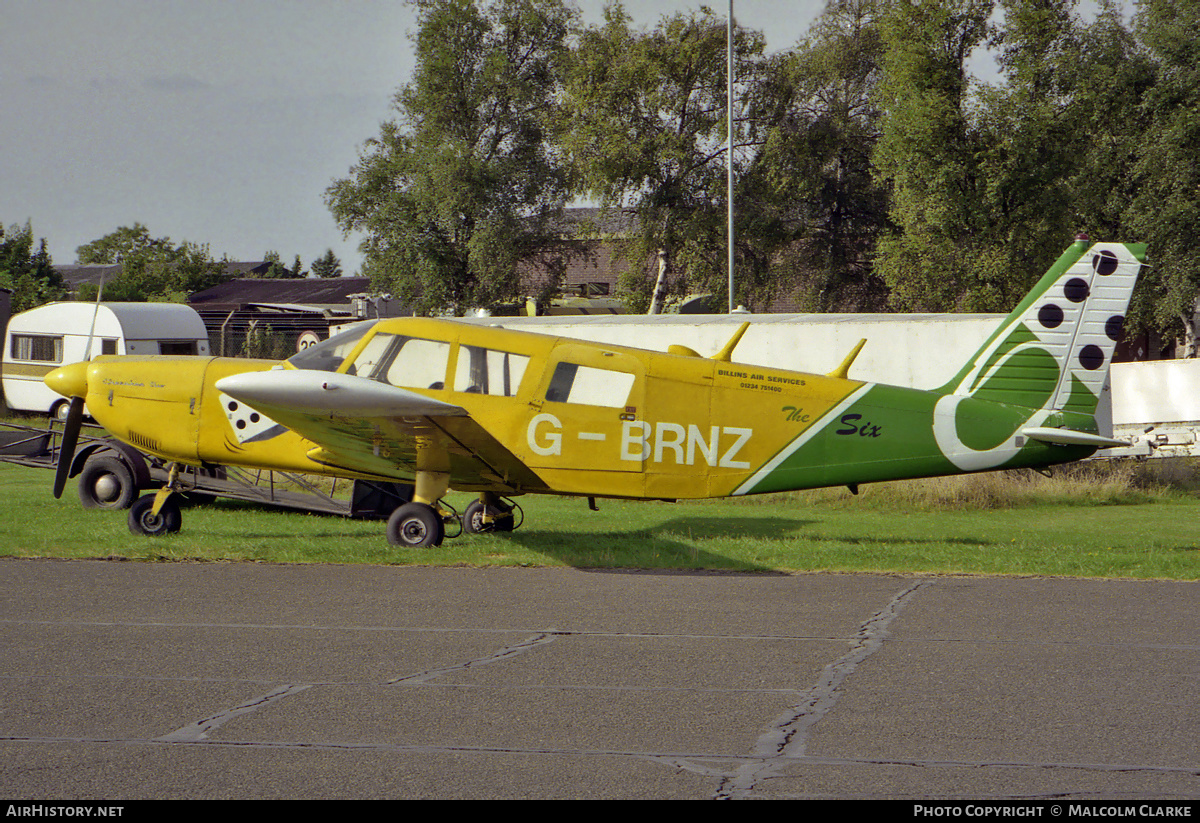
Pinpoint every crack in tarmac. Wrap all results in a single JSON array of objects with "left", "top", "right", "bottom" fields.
[
  {"left": 710, "top": 579, "right": 932, "bottom": 799},
  {"left": 155, "top": 684, "right": 313, "bottom": 742},
  {"left": 148, "top": 632, "right": 562, "bottom": 744},
  {"left": 387, "top": 631, "right": 561, "bottom": 685}
]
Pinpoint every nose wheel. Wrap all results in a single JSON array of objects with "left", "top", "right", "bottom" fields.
[
  {"left": 128, "top": 494, "right": 182, "bottom": 536},
  {"left": 127, "top": 464, "right": 183, "bottom": 537}
]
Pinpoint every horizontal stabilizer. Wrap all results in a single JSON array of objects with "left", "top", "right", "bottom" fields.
[
  {"left": 1021, "top": 426, "right": 1127, "bottom": 449},
  {"left": 216, "top": 369, "right": 468, "bottom": 418}
]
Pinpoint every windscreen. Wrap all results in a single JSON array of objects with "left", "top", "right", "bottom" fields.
[{"left": 285, "top": 323, "right": 371, "bottom": 372}]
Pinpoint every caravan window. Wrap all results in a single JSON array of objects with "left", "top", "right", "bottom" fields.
[
  {"left": 10, "top": 334, "right": 63, "bottom": 363},
  {"left": 159, "top": 341, "right": 196, "bottom": 356}
]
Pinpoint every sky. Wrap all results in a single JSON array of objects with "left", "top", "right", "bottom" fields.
[
  {"left": 2, "top": 0, "right": 1125, "bottom": 276},
  {"left": 1, "top": 0, "right": 829, "bottom": 275}
]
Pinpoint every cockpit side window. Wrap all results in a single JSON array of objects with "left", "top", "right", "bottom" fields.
[
  {"left": 545, "top": 362, "right": 635, "bottom": 408},
  {"left": 350, "top": 333, "right": 451, "bottom": 390},
  {"left": 454, "top": 345, "right": 529, "bottom": 396}
]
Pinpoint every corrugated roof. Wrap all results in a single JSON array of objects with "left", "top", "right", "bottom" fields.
[{"left": 187, "top": 277, "right": 375, "bottom": 308}]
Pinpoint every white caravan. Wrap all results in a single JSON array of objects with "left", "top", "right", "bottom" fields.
[{"left": 2, "top": 302, "right": 211, "bottom": 418}]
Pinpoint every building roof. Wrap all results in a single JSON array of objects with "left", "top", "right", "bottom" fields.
[
  {"left": 54, "top": 264, "right": 124, "bottom": 289},
  {"left": 551, "top": 206, "right": 636, "bottom": 237},
  {"left": 187, "top": 277, "right": 375, "bottom": 310}
]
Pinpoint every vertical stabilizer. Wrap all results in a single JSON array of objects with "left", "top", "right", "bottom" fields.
[{"left": 940, "top": 239, "right": 1146, "bottom": 416}]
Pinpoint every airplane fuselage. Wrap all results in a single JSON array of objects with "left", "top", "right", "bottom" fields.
[{"left": 67, "top": 316, "right": 1094, "bottom": 502}]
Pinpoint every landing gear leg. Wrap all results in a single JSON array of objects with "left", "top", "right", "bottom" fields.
[
  {"left": 386, "top": 471, "right": 451, "bottom": 549},
  {"left": 128, "top": 464, "right": 183, "bottom": 537}
]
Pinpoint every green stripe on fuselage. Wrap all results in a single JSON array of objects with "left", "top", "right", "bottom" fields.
[{"left": 739, "top": 383, "right": 1092, "bottom": 495}]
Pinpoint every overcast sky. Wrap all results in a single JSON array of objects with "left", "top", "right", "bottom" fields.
[
  {"left": 1, "top": 0, "right": 832, "bottom": 274},
  {"left": 3, "top": 0, "right": 1124, "bottom": 275}
]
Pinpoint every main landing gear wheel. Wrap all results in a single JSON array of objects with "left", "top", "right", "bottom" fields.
[
  {"left": 462, "top": 500, "right": 515, "bottom": 534},
  {"left": 77, "top": 456, "right": 138, "bottom": 510},
  {"left": 128, "top": 494, "right": 182, "bottom": 537},
  {"left": 386, "top": 502, "right": 445, "bottom": 548}
]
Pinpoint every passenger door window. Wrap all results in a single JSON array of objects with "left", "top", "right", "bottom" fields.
[{"left": 454, "top": 346, "right": 529, "bottom": 396}]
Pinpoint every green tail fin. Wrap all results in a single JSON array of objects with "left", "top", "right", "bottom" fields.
[{"left": 939, "top": 238, "right": 1147, "bottom": 415}]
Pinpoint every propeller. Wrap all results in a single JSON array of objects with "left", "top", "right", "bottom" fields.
[
  {"left": 49, "top": 272, "right": 104, "bottom": 500},
  {"left": 53, "top": 395, "right": 86, "bottom": 499}
]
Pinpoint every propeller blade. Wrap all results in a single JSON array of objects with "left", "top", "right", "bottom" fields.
[{"left": 53, "top": 396, "right": 85, "bottom": 499}]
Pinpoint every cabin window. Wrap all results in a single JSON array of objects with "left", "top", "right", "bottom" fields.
[
  {"left": 454, "top": 346, "right": 529, "bottom": 396},
  {"left": 545, "top": 362, "right": 635, "bottom": 408},
  {"left": 10, "top": 334, "right": 63, "bottom": 363},
  {"left": 101, "top": 339, "right": 118, "bottom": 356},
  {"left": 158, "top": 341, "right": 194, "bottom": 356},
  {"left": 350, "top": 333, "right": 451, "bottom": 390}
]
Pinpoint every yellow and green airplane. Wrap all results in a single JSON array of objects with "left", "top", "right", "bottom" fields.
[{"left": 44, "top": 237, "right": 1144, "bottom": 548}]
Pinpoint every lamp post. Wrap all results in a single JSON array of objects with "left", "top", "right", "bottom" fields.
[{"left": 727, "top": 0, "right": 735, "bottom": 313}]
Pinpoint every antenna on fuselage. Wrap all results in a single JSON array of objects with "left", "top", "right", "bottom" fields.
[
  {"left": 710, "top": 322, "right": 750, "bottom": 363},
  {"left": 827, "top": 339, "right": 867, "bottom": 380}
]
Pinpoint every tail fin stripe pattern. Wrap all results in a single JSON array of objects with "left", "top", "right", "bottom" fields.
[{"left": 947, "top": 242, "right": 1144, "bottom": 417}]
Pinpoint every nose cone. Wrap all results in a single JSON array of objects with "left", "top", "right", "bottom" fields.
[{"left": 44, "top": 361, "right": 90, "bottom": 399}]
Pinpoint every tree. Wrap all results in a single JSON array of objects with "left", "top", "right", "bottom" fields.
[
  {"left": 260, "top": 251, "right": 304, "bottom": 279},
  {"left": 0, "top": 221, "right": 66, "bottom": 313},
  {"left": 1056, "top": 2, "right": 1153, "bottom": 243},
  {"left": 1125, "top": 0, "right": 1200, "bottom": 356},
  {"left": 311, "top": 249, "right": 344, "bottom": 279},
  {"left": 556, "top": 3, "right": 766, "bottom": 312},
  {"left": 326, "top": 0, "right": 576, "bottom": 314},
  {"left": 75, "top": 223, "right": 174, "bottom": 264},
  {"left": 74, "top": 225, "right": 226, "bottom": 302},
  {"left": 871, "top": 0, "right": 996, "bottom": 312},
  {"left": 964, "top": 0, "right": 1089, "bottom": 303},
  {"left": 739, "top": 0, "right": 891, "bottom": 311}
]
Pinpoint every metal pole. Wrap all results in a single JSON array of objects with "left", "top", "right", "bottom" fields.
[{"left": 727, "top": 0, "right": 735, "bottom": 313}]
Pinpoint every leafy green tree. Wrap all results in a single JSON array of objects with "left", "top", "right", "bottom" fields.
[
  {"left": 259, "top": 251, "right": 304, "bottom": 279},
  {"left": 75, "top": 225, "right": 225, "bottom": 302},
  {"left": 556, "top": 3, "right": 765, "bottom": 312},
  {"left": 310, "top": 249, "right": 344, "bottom": 279},
  {"left": 75, "top": 223, "right": 174, "bottom": 265},
  {"left": 0, "top": 222, "right": 66, "bottom": 312},
  {"left": 1056, "top": 2, "right": 1154, "bottom": 242},
  {"left": 964, "top": 0, "right": 1088, "bottom": 303},
  {"left": 327, "top": 0, "right": 576, "bottom": 314},
  {"left": 740, "top": 0, "right": 890, "bottom": 311},
  {"left": 871, "top": 0, "right": 995, "bottom": 312},
  {"left": 1125, "top": 0, "right": 1200, "bottom": 355}
]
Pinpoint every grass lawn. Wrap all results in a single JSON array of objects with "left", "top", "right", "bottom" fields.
[{"left": 2, "top": 459, "right": 1197, "bottom": 580}]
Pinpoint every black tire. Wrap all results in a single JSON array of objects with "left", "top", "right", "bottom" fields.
[
  {"left": 386, "top": 502, "right": 445, "bottom": 548},
  {"left": 51, "top": 400, "right": 70, "bottom": 421},
  {"left": 462, "top": 500, "right": 514, "bottom": 534},
  {"left": 77, "top": 455, "right": 138, "bottom": 510},
  {"left": 128, "top": 494, "right": 182, "bottom": 537}
]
